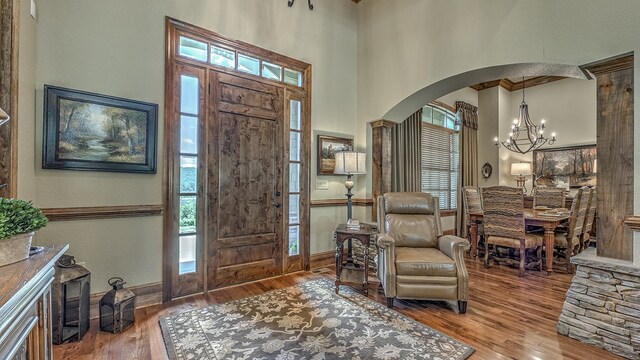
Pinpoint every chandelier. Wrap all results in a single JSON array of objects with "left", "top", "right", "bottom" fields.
[{"left": 494, "top": 77, "right": 556, "bottom": 154}]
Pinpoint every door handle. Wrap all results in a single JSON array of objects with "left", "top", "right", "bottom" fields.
[{"left": 273, "top": 203, "right": 282, "bottom": 208}]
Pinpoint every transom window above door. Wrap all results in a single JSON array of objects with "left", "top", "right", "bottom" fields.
[{"left": 177, "top": 36, "right": 303, "bottom": 87}]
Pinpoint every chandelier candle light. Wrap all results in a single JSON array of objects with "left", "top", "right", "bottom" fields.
[
  {"left": 0, "top": 107, "right": 9, "bottom": 126},
  {"left": 495, "top": 77, "right": 557, "bottom": 154}
]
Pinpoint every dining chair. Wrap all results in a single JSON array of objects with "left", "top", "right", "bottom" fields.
[
  {"left": 482, "top": 186, "right": 543, "bottom": 277},
  {"left": 462, "top": 186, "right": 483, "bottom": 244},
  {"left": 553, "top": 186, "right": 591, "bottom": 272},
  {"left": 579, "top": 188, "right": 597, "bottom": 253},
  {"left": 533, "top": 187, "right": 566, "bottom": 209}
]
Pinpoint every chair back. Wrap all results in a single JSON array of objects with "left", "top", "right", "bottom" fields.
[
  {"left": 583, "top": 188, "right": 597, "bottom": 234},
  {"left": 462, "top": 186, "right": 482, "bottom": 221},
  {"left": 377, "top": 192, "right": 442, "bottom": 248},
  {"left": 481, "top": 186, "right": 524, "bottom": 241},
  {"left": 566, "top": 187, "right": 592, "bottom": 239},
  {"left": 533, "top": 187, "right": 566, "bottom": 208}
]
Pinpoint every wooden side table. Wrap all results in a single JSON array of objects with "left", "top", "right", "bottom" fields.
[{"left": 334, "top": 223, "right": 374, "bottom": 295}]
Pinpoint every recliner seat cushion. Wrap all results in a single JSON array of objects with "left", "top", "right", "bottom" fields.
[
  {"left": 486, "top": 233, "right": 543, "bottom": 248},
  {"left": 395, "top": 247, "right": 456, "bottom": 277}
]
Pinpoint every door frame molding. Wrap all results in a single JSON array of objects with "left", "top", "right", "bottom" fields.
[
  {"left": 0, "top": 0, "right": 19, "bottom": 198},
  {"left": 163, "top": 17, "right": 312, "bottom": 302}
]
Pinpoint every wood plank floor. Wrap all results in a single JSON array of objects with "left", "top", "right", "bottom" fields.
[{"left": 53, "top": 257, "right": 622, "bottom": 359}]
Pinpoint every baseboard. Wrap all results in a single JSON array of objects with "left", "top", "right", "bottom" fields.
[
  {"left": 310, "top": 250, "right": 337, "bottom": 269},
  {"left": 89, "top": 281, "right": 162, "bottom": 319},
  {"left": 443, "top": 229, "right": 456, "bottom": 236}
]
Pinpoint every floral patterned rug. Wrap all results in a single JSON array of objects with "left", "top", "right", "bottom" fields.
[{"left": 159, "top": 278, "right": 474, "bottom": 359}]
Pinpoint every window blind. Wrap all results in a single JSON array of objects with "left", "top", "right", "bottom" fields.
[{"left": 421, "top": 124, "right": 460, "bottom": 210}]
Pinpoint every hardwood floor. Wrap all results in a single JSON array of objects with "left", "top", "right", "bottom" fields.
[{"left": 53, "top": 257, "right": 622, "bottom": 359}]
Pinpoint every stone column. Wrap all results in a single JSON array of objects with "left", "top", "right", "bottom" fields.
[{"left": 370, "top": 120, "right": 395, "bottom": 222}]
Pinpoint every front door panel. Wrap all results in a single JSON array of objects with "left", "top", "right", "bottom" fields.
[{"left": 208, "top": 71, "right": 284, "bottom": 288}]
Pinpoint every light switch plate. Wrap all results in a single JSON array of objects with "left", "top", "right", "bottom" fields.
[
  {"left": 30, "top": 0, "right": 36, "bottom": 19},
  {"left": 315, "top": 179, "right": 329, "bottom": 190}
]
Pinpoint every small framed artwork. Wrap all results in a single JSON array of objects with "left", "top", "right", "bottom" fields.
[
  {"left": 533, "top": 144, "right": 596, "bottom": 188},
  {"left": 43, "top": 85, "right": 158, "bottom": 173},
  {"left": 317, "top": 135, "right": 353, "bottom": 175}
]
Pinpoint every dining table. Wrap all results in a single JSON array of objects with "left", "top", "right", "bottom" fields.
[{"left": 468, "top": 209, "right": 570, "bottom": 273}]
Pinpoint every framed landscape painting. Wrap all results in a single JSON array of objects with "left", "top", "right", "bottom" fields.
[
  {"left": 43, "top": 85, "right": 158, "bottom": 173},
  {"left": 533, "top": 144, "right": 596, "bottom": 188},
  {"left": 317, "top": 135, "right": 353, "bottom": 175}
]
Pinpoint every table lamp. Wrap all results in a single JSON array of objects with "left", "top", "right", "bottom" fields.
[
  {"left": 511, "top": 162, "right": 532, "bottom": 194},
  {"left": 334, "top": 151, "right": 366, "bottom": 266}
]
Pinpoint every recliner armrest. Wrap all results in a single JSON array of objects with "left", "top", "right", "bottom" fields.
[
  {"left": 437, "top": 235, "right": 470, "bottom": 260},
  {"left": 438, "top": 234, "right": 470, "bottom": 301},
  {"left": 377, "top": 234, "right": 396, "bottom": 249}
]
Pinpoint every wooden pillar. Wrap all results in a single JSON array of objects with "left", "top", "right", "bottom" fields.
[
  {"left": 584, "top": 54, "right": 634, "bottom": 261},
  {"left": 0, "top": 0, "right": 18, "bottom": 198},
  {"left": 370, "top": 120, "right": 395, "bottom": 222}
]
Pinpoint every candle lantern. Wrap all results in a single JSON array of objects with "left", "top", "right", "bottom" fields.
[
  {"left": 52, "top": 255, "right": 91, "bottom": 344},
  {"left": 99, "top": 277, "right": 136, "bottom": 333}
]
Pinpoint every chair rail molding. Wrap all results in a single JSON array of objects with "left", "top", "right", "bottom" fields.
[{"left": 41, "top": 205, "right": 163, "bottom": 221}]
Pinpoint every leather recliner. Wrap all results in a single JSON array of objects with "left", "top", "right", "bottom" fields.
[{"left": 377, "top": 192, "right": 470, "bottom": 313}]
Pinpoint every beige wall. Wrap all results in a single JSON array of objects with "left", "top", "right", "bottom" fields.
[
  {"left": 24, "top": 0, "right": 358, "bottom": 292},
  {"left": 477, "top": 87, "right": 500, "bottom": 187}
]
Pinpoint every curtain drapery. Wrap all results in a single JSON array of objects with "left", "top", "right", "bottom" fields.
[
  {"left": 391, "top": 109, "right": 422, "bottom": 192},
  {"left": 455, "top": 101, "right": 479, "bottom": 238}
]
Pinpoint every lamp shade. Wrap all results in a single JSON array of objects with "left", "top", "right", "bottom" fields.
[
  {"left": 510, "top": 162, "right": 532, "bottom": 176},
  {"left": 334, "top": 151, "right": 366, "bottom": 175}
]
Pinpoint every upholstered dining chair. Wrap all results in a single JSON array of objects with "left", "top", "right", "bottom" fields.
[
  {"left": 554, "top": 186, "right": 591, "bottom": 271},
  {"left": 482, "top": 186, "right": 543, "bottom": 277},
  {"left": 377, "top": 192, "right": 470, "bottom": 313},
  {"left": 462, "top": 186, "right": 484, "bottom": 243},
  {"left": 580, "top": 188, "right": 597, "bottom": 252},
  {"left": 533, "top": 187, "right": 566, "bottom": 209}
]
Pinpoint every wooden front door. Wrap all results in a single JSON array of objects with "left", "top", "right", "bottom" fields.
[{"left": 207, "top": 71, "right": 284, "bottom": 288}]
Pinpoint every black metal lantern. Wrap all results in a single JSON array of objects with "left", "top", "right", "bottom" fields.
[
  {"left": 52, "top": 255, "right": 91, "bottom": 344},
  {"left": 99, "top": 277, "right": 136, "bottom": 333}
]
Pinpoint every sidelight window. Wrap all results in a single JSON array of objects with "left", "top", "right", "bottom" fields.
[
  {"left": 178, "top": 74, "right": 199, "bottom": 274},
  {"left": 288, "top": 99, "right": 302, "bottom": 256}
]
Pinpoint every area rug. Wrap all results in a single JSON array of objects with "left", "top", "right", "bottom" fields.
[{"left": 159, "top": 278, "right": 474, "bottom": 360}]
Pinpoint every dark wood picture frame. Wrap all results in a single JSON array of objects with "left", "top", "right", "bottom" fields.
[
  {"left": 533, "top": 144, "right": 596, "bottom": 188},
  {"left": 317, "top": 135, "right": 353, "bottom": 175},
  {"left": 43, "top": 85, "right": 158, "bottom": 173}
]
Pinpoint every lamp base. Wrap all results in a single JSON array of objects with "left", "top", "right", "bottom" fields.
[{"left": 515, "top": 176, "right": 528, "bottom": 195}]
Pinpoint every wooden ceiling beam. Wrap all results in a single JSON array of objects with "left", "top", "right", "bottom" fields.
[
  {"left": 510, "top": 76, "right": 567, "bottom": 91},
  {"left": 582, "top": 53, "right": 633, "bottom": 76},
  {"left": 470, "top": 76, "right": 566, "bottom": 92}
]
